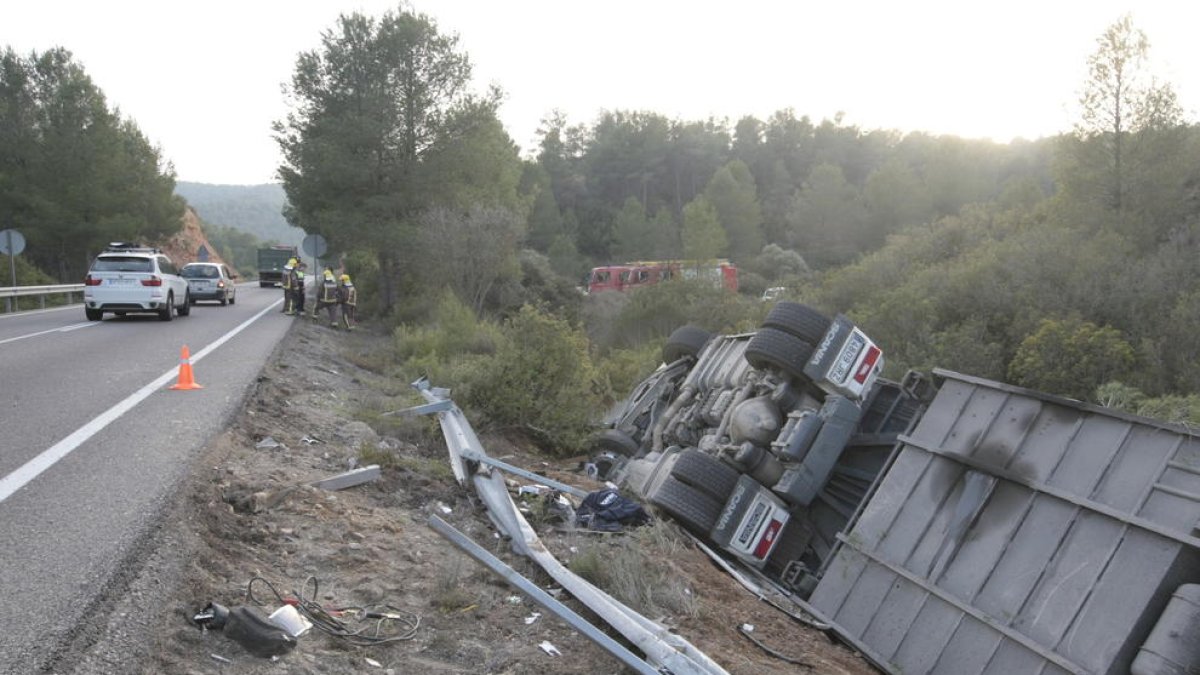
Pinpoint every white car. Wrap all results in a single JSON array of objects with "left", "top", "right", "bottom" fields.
[{"left": 83, "top": 244, "right": 191, "bottom": 321}]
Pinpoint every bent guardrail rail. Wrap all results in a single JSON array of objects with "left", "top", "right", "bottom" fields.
[{"left": 407, "top": 376, "right": 730, "bottom": 675}]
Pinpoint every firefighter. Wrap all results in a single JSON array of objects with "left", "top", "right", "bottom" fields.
[
  {"left": 337, "top": 273, "right": 357, "bottom": 330},
  {"left": 313, "top": 267, "right": 339, "bottom": 327},
  {"left": 281, "top": 258, "right": 296, "bottom": 314},
  {"left": 292, "top": 262, "right": 307, "bottom": 316}
]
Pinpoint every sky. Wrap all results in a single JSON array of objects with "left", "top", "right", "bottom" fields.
[{"left": 2, "top": 1, "right": 1197, "bottom": 185}]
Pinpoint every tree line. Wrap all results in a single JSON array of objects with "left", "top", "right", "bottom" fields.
[
  {"left": 4, "top": 10, "right": 1199, "bottom": 414},
  {"left": 277, "top": 10, "right": 1200, "bottom": 407},
  {"left": 0, "top": 47, "right": 182, "bottom": 281}
]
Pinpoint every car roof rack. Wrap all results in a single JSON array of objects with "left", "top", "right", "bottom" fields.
[{"left": 104, "top": 242, "right": 161, "bottom": 254}]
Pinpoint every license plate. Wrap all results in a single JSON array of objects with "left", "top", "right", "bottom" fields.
[
  {"left": 738, "top": 502, "right": 768, "bottom": 547},
  {"left": 107, "top": 278, "right": 136, "bottom": 286},
  {"left": 829, "top": 332, "right": 865, "bottom": 383}
]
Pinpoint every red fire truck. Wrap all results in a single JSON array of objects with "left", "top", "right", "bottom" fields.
[{"left": 587, "top": 260, "right": 738, "bottom": 294}]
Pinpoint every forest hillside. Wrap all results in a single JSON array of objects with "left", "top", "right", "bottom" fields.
[{"left": 4, "top": 13, "right": 1199, "bottom": 426}]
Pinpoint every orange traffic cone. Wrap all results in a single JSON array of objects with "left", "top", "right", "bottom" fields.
[{"left": 169, "top": 345, "right": 203, "bottom": 390}]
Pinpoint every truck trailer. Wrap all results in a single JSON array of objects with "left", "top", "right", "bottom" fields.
[
  {"left": 596, "top": 301, "right": 1200, "bottom": 675},
  {"left": 257, "top": 246, "right": 298, "bottom": 287}
]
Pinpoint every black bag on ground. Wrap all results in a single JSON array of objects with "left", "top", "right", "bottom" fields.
[
  {"left": 575, "top": 488, "right": 652, "bottom": 532},
  {"left": 223, "top": 606, "right": 297, "bottom": 658}
]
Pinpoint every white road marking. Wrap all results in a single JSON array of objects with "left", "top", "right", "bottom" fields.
[
  {"left": 0, "top": 298, "right": 284, "bottom": 504},
  {"left": 56, "top": 323, "right": 93, "bottom": 333},
  {"left": 0, "top": 321, "right": 98, "bottom": 346}
]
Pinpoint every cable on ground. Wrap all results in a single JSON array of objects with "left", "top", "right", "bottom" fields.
[{"left": 247, "top": 575, "right": 420, "bottom": 646}]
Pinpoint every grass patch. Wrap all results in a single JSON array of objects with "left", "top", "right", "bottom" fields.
[
  {"left": 567, "top": 520, "right": 698, "bottom": 619},
  {"left": 347, "top": 390, "right": 437, "bottom": 442},
  {"left": 393, "top": 455, "right": 455, "bottom": 482},
  {"left": 433, "top": 555, "right": 476, "bottom": 612},
  {"left": 567, "top": 547, "right": 606, "bottom": 585},
  {"left": 343, "top": 348, "right": 393, "bottom": 374},
  {"left": 357, "top": 444, "right": 455, "bottom": 482}
]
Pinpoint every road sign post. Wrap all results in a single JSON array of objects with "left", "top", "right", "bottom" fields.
[
  {"left": 0, "top": 229, "right": 26, "bottom": 313},
  {"left": 301, "top": 233, "right": 328, "bottom": 282}
]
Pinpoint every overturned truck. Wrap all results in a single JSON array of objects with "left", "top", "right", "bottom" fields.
[{"left": 597, "top": 302, "right": 1200, "bottom": 675}]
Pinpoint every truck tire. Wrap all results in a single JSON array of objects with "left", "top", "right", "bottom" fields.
[
  {"left": 671, "top": 448, "right": 740, "bottom": 502},
  {"left": 592, "top": 428, "right": 640, "bottom": 457},
  {"left": 745, "top": 327, "right": 813, "bottom": 380},
  {"left": 663, "top": 325, "right": 712, "bottom": 364},
  {"left": 763, "top": 302, "right": 831, "bottom": 345},
  {"left": 649, "top": 476, "right": 723, "bottom": 535}
]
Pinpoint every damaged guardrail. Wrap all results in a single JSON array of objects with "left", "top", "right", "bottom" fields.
[
  {"left": 407, "top": 376, "right": 729, "bottom": 675},
  {"left": 428, "top": 515, "right": 660, "bottom": 675}
]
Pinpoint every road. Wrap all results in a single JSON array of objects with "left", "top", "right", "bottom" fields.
[{"left": 0, "top": 284, "right": 293, "bottom": 672}]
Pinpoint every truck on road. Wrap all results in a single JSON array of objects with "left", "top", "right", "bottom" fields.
[{"left": 257, "top": 246, "right": 297, "bottom": 287}]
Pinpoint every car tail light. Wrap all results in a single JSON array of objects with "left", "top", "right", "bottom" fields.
[
  {"left": 141, "top": 275, "right": 163, "bottom": 287},
  {"left": 84, "top": 275, "right": 102, "bottom": 286}
]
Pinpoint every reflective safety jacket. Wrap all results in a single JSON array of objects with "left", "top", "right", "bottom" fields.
[
  {"left": 338, "top": 283, "right": 356, "bottom": 306},
  {"left": 318, "top": 279, "right": 338, "bottom": 303},
  {"left": 281, "top": 268, "right": 293, "bottom": 290}
]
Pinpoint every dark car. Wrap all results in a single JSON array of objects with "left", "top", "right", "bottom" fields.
[{"left": 181, "top": 262, "right": 237, "bottom": 305}]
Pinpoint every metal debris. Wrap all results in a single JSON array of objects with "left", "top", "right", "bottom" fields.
[
  {"left": 412, "top": 377, "right": 729, "bottom": 675},
  {"left": 309, "top": 465, "right": 380, "bottom": 491},
  {"left": 430, "top": 516, "right": 658, "bottom": 675}
]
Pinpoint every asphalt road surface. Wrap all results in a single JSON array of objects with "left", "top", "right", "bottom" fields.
[{"left": 0, "top": 284, "right": 294, "bottom": 672}]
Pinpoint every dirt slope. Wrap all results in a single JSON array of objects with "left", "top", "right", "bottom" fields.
[
  {"left": 59, "top": 318, "right": 877, "bottom": 675},
  {"left": 159, "top": 206, "right": 236, "bottom": 274}
]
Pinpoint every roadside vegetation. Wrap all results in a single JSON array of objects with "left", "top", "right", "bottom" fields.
[{"left": 4, "top": 12, "right": 1200, "bottom": 428}]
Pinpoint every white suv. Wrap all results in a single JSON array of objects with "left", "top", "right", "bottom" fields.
[{"left": 83, "top": 243, "right": 191, "bottom": 321}]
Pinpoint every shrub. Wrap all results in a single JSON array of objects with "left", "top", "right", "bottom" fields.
[
  {"left": 736, "top": 270, "right": 768, "bottom": 299},
  {"left": 748, "top": 243, "right": 812, "bottom": 281},
  {"left": 501, "top": 249, "right": 584, "bottom": 325},
  {"left": 394, "top": 290, "right": 502, "bottom": 363},
  {"left": 6, "top": 256, "right": 67, "bottom": 311},
  {"left": 586, "top": 279, "right": 760, "bottom": 351},
  {"left": 594, "top": 343, "right": 663, "bottom": 406},
  {"left": 1136, "top": 395, "right": 1200, "bottom": 427},
  {"left": 1008, "top": 317, "right": 1135, "bottom": 401},
  {"left": 465, "top": 305, "right": 602, "bottom": 454},
  {"left": 1097, "top": 382, "right": 1200, "bottom": 426},
  {"left": 581, "top": 290, "right": 630, "bottom": 351}
]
